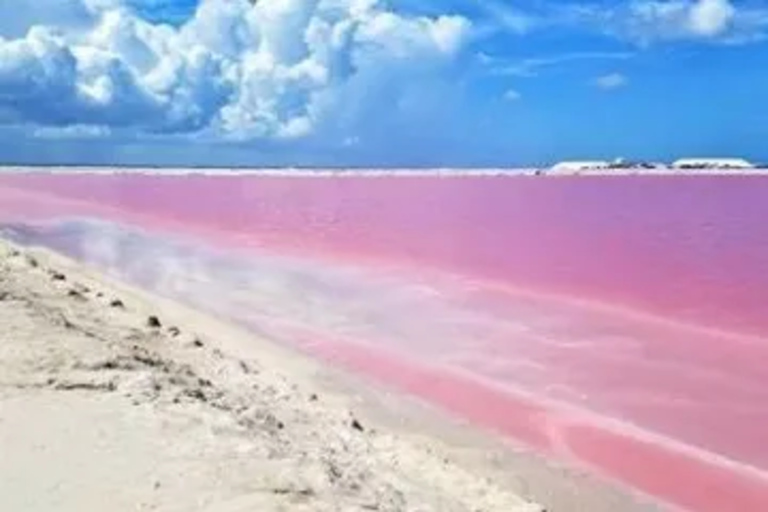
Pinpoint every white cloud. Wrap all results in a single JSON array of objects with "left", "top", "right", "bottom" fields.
[
  {"left": 477, "top": 0, "right": 538, "bottom": 35},
  {"left": 503, "top": 89, "right": 521, "bottom": 101},
  {"left": 594, "top": 72, "right": 628, "bottom": 89},
  {"left": 0, "top": 0, "right": 471, "bottom": 144},
  {"left": 689, "top": 0, "right": 735, "bottom": 36},
  {"left": 625, "top": 0, "right": 736, "bottom": 41},
  {"left": 485, "top": 0, "right": 768, "bottom": 45},
  {"left": 484, "top": 51, "right": 634, "bottom": 77},
  {"left": 33, "top": 123, "right": 112, "bottom": 139},
  {"left": 609, "top": 0, "right": 768, "bottom": 44}
]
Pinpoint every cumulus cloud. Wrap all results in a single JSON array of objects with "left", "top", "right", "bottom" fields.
[
  {"left": 594, "top": 72, "right": 628, "bottom": 89},
  {"left": 503, "top": 89, "right": 521, "bottom": 101},
  {"left": 0, "top": 0, "right": 471, "bottom": 144}
]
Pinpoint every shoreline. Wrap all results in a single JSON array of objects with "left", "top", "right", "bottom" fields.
[
  {"left": 0, "top": 237, "right": 659, "bottom": 511},
  {"left": 1, "top": 165, "right": 767, "bottom": 176}
]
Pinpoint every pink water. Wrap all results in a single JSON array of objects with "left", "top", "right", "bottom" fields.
[{"left": 1, "top": 171, "right": 768, "bottom": 510}]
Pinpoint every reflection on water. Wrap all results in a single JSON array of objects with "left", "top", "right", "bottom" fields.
[
  {"left": 2, "top": 219, "right": 517, "bottom": 361},
  {"left": 6, "top": 217, "right": 768, "bottom": 480}
]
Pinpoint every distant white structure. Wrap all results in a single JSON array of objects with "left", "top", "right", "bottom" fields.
[
  {"left": 671, "top": 158, "right": 755, "bottom": 170},
  {"left": 550, "top": 161, "right": 611, "bottom": 173}
]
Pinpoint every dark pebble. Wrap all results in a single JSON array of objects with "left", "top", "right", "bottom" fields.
[
  {"left": 67, "top": 289, "right": 86, "bottom": 300},
  {"left": 187, "top": 388, "right": 206, "bottom": 401},
  {"left": 147, "top": 316, "right": 162, "bottom": 328}
]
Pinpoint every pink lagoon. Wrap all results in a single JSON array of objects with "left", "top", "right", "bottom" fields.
[{"left": 2, "top": 169, "right": 768, "bottom": 511}]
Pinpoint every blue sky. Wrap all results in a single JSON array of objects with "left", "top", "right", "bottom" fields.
[{"left": 0, "top": 0, "right": 766, "bottom": 167}]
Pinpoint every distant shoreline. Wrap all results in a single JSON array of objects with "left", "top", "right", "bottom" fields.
[{"left": 1, "top": 165, "right": 767, "bottom": 177}]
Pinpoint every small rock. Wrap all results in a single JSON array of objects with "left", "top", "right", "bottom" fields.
[
  {"left": 132, "top": 354, "right": 163, "bottom": 368},
  {"left": 271, "top": 487, "right": 305, "bottom": 496},
  {"left": 25, "top": 255, "right": 38, "bottom": 268},
  {"left": 309, "top": 393, "right": 318, "bottom": 402},
  {"left": 109, "top": 299, "right": 125, "bottom": 308},
  {"left": 58, "top": 313, "right": 75, "bottom": 329},
  {"left": 67, "top": 289, "right": 86, "bottom": 300},
  {"left": 186, "top": 388, "right": 206, "bottom": 401},
  {"left": 147, "top": 316, "right": 162, "bottom": 328},
  {"left": 351, "top": 418, "right": 364, "bottom": 432},
  {"left": 167, "top": 326, "right": 181, "bottom": 337},
  {"left": 96, "top": 292, "right": 104, "bottom": 298},
  {"left": 50, "top": 271, "right": 66, "bottom": 281},
  {"left": 191, "top": 338, "right": 204, "bottom": 348}
]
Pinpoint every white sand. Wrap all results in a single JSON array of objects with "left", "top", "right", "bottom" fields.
[{"left": 0, "top": 238, "right": 659, "bottom": 512}]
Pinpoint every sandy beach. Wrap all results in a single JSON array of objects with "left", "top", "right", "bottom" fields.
[{"left": 0, "top": 237, "right": 660, "bottom": 512}]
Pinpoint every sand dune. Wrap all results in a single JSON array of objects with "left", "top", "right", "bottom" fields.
[{"left": 0, "top": 238, "right": 658, "bottom": 512}]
